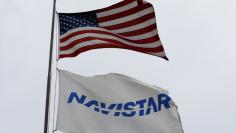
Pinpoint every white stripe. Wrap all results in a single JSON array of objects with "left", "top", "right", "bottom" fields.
[
  {"left": 60, "top": 28, "right": 158, "bottom": 47},
  {"left": 59, "top": 40, "right": 120, "bottom": 55},
  {"left": 149, "top": 51, "right": 166, "bottom": 57},
  {"left": 60, "top": 27, "right": 107, "bottom": 39},
  {"left": 99, "top": 7, "right": 154, "bottom": 27},
  {"left": 111, "top": 18, "right": 156, "bottom": 33},
  {"left": 60, "top": 25, "right": 158, "bottom": 46},
  {"left": 60, "top": 32, "right": 161, "bottom": 48},
  {"left": 127, "top": 29, "right": 158, "bottom": 40},
  {"left": 59, "top": 40, "right": 164, "bottom": 56},
  {"left": 60, "top": 26, "right": 158, "bottom": 40},
  {"left": 97, "top": 1, "right": 138, "bottom": 18}
]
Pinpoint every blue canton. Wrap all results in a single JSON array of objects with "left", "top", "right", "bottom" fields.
[{"left": 59, "top": 11, "right": 98, "bottom": 35}]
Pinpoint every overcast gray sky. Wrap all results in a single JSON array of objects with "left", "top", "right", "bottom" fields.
[{"left": 0, "top": 0, "right": 236, "bottom": 133}]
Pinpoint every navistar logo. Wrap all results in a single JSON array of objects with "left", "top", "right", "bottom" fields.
[{"left": 67, "top": 92, "right": 172, "bottom": 117}]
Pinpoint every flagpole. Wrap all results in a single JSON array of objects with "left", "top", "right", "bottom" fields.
[{"left": 44, "top": 0, "right": 57, "bottom": 133}]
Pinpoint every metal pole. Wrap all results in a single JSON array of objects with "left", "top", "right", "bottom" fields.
[{"left": 44, "top": 0, "right": 57, "bottom": 133}]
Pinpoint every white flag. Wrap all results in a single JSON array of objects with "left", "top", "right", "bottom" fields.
[{"left": 56, "top": 70, "right": 184, "bottom": 133}]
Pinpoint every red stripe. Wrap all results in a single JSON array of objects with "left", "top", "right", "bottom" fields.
[
  {"left": 61, "top": 29, "right": 159, "bottom": 44},
  {"left": 60, "top": 44, "right": 123, "bottom": 58},
  {"left": 119, "top": 24, "right": 157, "bottom": 36},
  {"left": 101, "top": 12, "right": 155, "bottom": 30},
  {"left": 96, "top": 0, "right": 135, "bottom": 13},
  {"left": 97, "top": 3, "right": 152, "bottom": 23},
  {"left": 60, "top": 39, "right": 163, "bottom": 52},
  {"left": 60, "top": 34, "right": 160, "bottom": 51},
  {"left": 60, "top": 24, "right": 157, "bottom": 43},
  {"left": 61, "top": 29, "right": 153, "bottom": 43},
  {"left": 137, "top": 0, "right": 144, "bottom": 5},
  {"left": 59, "top": 43, "right": 165, "bottom": 59}
]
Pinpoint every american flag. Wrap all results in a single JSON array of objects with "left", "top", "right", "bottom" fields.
[{"left": 58, "top": 0, "right": 168, "bottom": 60}]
